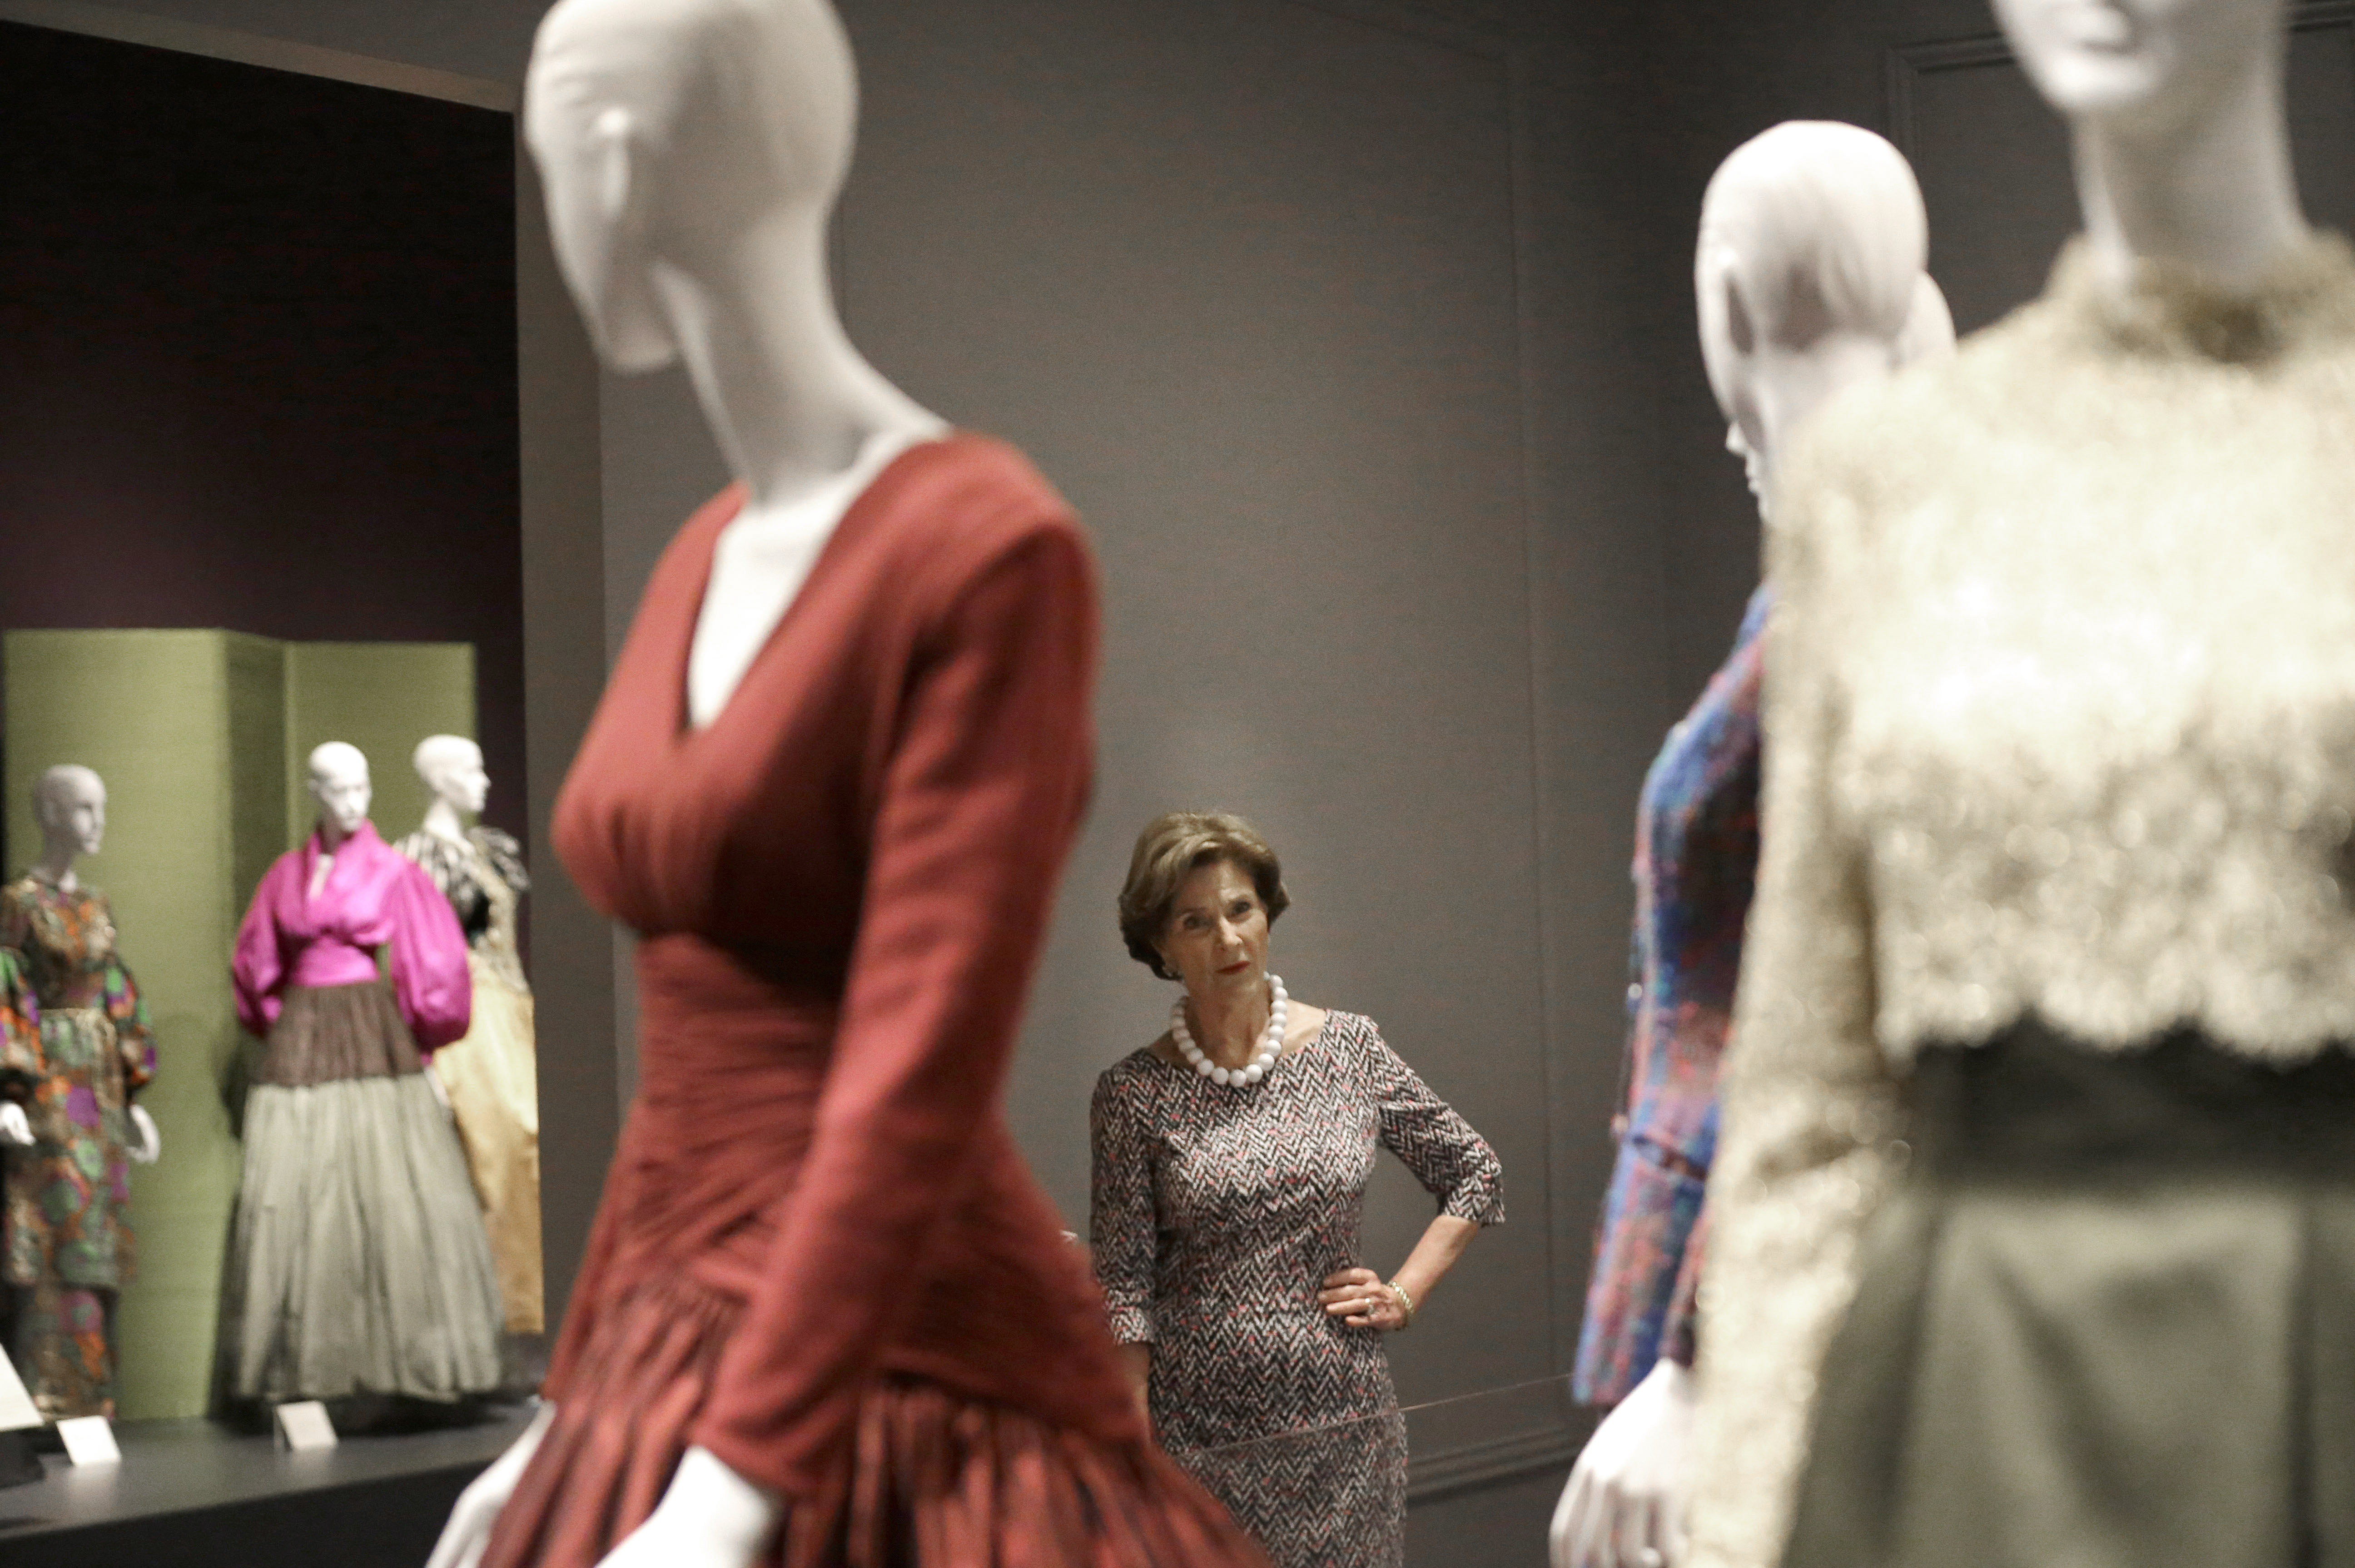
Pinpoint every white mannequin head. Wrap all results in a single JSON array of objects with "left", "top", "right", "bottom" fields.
[
  {"left": 413, "top": 734, "right": 489, "bottom": 816},
  {"left": 34, "top": 764, "right": 105, "bottom": 863},
  {"left": 1696, "top": 121, "right": 1935, "bottom": 505},
  {"left": 1994, "top": 0, "right": 2286, "bottom": 131},
  {"left": 524, "top": 0, "right": 858, "bottom": 372},
  {"left": 307, "top": 741, "right": 373, "bottom": 841}
]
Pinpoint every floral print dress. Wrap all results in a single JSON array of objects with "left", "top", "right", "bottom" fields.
[{"left": 0, "top": 875, "right": 157, "bottom": 1419}]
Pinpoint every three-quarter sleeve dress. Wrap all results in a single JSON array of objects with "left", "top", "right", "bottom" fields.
[{"left": 1090, "top": 1010, "right": 1505, "bottom": 1568}]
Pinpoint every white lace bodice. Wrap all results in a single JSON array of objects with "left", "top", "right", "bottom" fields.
[{"left": 1688, "top": 233, "right": 2355, "bottom": 1568}]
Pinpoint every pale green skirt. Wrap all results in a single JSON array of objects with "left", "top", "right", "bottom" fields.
[
  {"left": 222, "top": 981, "right": 502, "bottom": 1404},
  {"left": 1785, "top": 1022, "right": 2355, "bottom": 1568}
]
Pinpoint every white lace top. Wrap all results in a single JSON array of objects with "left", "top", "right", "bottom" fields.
[{"left": 1687, "top": 233, "right": 2355, "bottom": 1568}]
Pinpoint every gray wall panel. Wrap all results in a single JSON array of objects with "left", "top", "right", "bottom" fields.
[{"left": 825, "top": 0, "right": 1545, "bottom": 1407}]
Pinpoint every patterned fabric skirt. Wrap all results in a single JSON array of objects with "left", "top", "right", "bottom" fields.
[
  {"left": 1785, "top": 1020, "right": 2355, "bottom": 1568},
  {"left": 1170, "top": 1408, "right": 1407, "bottom": 1568},
  {"left": 481, "top": 1269, "right": 1268, "bottom": 1568},
  {"left": 3, "top": 1007, "right": 135, "bottom": 1419},
  {"left": 221, "top": 979, "right": 502, "bottom": 1403}
]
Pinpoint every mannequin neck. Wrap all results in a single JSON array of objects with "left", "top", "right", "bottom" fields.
[
  {"left": 1752, "top": 331, "right": 1897, "bottom": 501},
  {"left": 33, "top": 839, "right": 79, "bottom": 894},
  {"left": 655, "top": 213, "right": 942, "bottom": 516},
  {"left": 317, "top": 816, "right": 357, "bottom": 855},
  {"left": 421, "top": 799, "right": 469, "bottom": 845},
  {"left": 2074, "top": 52, "right": 2308, "bottom": 289}
]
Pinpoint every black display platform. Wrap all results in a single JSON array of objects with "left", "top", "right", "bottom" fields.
[{"left": 0, "top": 1405, "right": 533, "bottom": 1568}]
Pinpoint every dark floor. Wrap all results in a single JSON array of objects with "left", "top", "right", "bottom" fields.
[{"left": 0, "top": 1404, "right": 532, "bottom": 1568}]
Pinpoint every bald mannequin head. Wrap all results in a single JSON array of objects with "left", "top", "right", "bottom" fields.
[
  {"left": 1696, "top": 122, "right": 1928, "bottom": 405},
  {"left": 524, "top": 0, "right": 859, "bottom": 370},
  {"left": 33, "top": 764, "right": 106, "bottom": 864},
  {"left": 413, "top": 734, "right": 489, "bottom": 817},
  {"left": 307, "top": 742, "right": 373, "bottom": 842},
  {"left": 1694, "top": 121, "right": 1940, "bottom": 507}
]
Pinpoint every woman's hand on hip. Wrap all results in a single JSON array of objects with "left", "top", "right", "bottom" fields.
[{"left": 1318, "top": 1266, "right": 1406, "bottom": 1331}]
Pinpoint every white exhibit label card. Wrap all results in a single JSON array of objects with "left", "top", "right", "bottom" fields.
[
  {"left": 0, "top": 1355, "right": 38, "bottom": 1432},
  {"left": 57, "top": 1415, "right": 120, "bottom": 1465},
  {"left": 274, "top": 1400, "right": 339, "bottom": 1452}
]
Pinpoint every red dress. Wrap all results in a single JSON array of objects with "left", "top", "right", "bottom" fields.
[{"left": 484, "top": 435, "right": 1262, "bottom": 1568}]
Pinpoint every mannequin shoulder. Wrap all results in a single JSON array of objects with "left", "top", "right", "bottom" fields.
[
  {"left": 390, "top": 830, "right": 461, "bottom": 883},
  {"left": 884, "top": 437, "right": 1093, "bottom": 591},
  {"left": 470, "top": 828, "right": 530, "bottom": 888}
]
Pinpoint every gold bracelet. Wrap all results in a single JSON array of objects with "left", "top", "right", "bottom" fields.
[{"left": 1383, "top": 1280, "right": 1416, "bottom": 1329}]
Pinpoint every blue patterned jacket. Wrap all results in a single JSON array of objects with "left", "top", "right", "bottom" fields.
[{"left": 1573, "top": 586, "right": 1768, "bottom": 1405}]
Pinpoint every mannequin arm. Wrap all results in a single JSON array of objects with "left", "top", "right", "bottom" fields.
[
  {"left": 0, "top": 1102, "right": 29, "bottom": 1147},
  {"left": 426, "top": 1402, "right": 556, "bottom": 1568},
  {"left": 592, "top": 1447, "right": 783, "bottom": 1568},
  {"left": 1551, "top": 1358, "right": 1696, "bottom": 1568}
]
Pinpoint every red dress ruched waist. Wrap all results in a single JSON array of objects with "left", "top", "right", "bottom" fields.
[
  {"left": 511, "top": 441, "right": 1268, "bottom": 1566},
  {"left": 606, "top": 933, "right": 836, "bottom": 1295}
]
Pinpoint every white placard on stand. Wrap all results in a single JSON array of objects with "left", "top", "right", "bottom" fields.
[
  {"left": 0, "top": 1353, "right": 38, "bottom": 1433},
  {"left": 57, "top": 1415, "right": 120, "bottom": 1464},
  {"left": 273, "top": 1400, "right": 339, "bottom": 1451}
]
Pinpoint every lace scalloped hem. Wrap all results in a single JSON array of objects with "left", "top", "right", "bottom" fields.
[{"left": 482, "top": 1270, "right": 1269, "bottom": 1568}]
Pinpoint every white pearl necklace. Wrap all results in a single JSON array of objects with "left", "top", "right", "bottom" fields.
[{"left": 1171, "top": 976, "right": 1287, "bottom": 1087}]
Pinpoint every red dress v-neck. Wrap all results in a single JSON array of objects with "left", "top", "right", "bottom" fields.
[{"left": 482, "top": 435, "right": 1262, "bottom": 1568}]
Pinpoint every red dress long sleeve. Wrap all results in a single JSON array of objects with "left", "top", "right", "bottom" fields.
[{"left": 497, "top": 435, "right": 1261, "bottom": 1568}]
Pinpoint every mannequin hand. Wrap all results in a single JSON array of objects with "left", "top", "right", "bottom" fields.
[
  {"left": 426, "top": 1402, "right": 556, "bottom": 1568},
  {"left": 1550, "top": 1357, "right": 1696, "bottom": 1568},
  {"left": 424, "top": 1062, "right": 453, "bottom": 1117},
  {"left": 127, "top": 1105, "right": 161, "bottom": 1164},
  {"left": 593, "top": 1447, "right": 784, "bottom": 1568},
  {"left": 0, "top": 1102, "right": 30, "bottom": 1147}
]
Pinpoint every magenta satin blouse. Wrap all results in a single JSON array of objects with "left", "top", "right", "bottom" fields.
[{"left": 231, "top": 821, "right": 472, "bottom": 1052}]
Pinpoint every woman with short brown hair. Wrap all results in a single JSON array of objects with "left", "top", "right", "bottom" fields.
[{"left": 1090, "top": 810, "right": 1505, "bottom": 1568}]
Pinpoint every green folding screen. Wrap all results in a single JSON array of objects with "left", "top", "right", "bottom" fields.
[{"left": 2, "top": 629, "right": 474, "bottom": 1420}]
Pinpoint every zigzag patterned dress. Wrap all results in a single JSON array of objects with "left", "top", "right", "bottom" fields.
[{"left": 1091, "top": 1011, "right": 1505, "bottom": 1568}]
